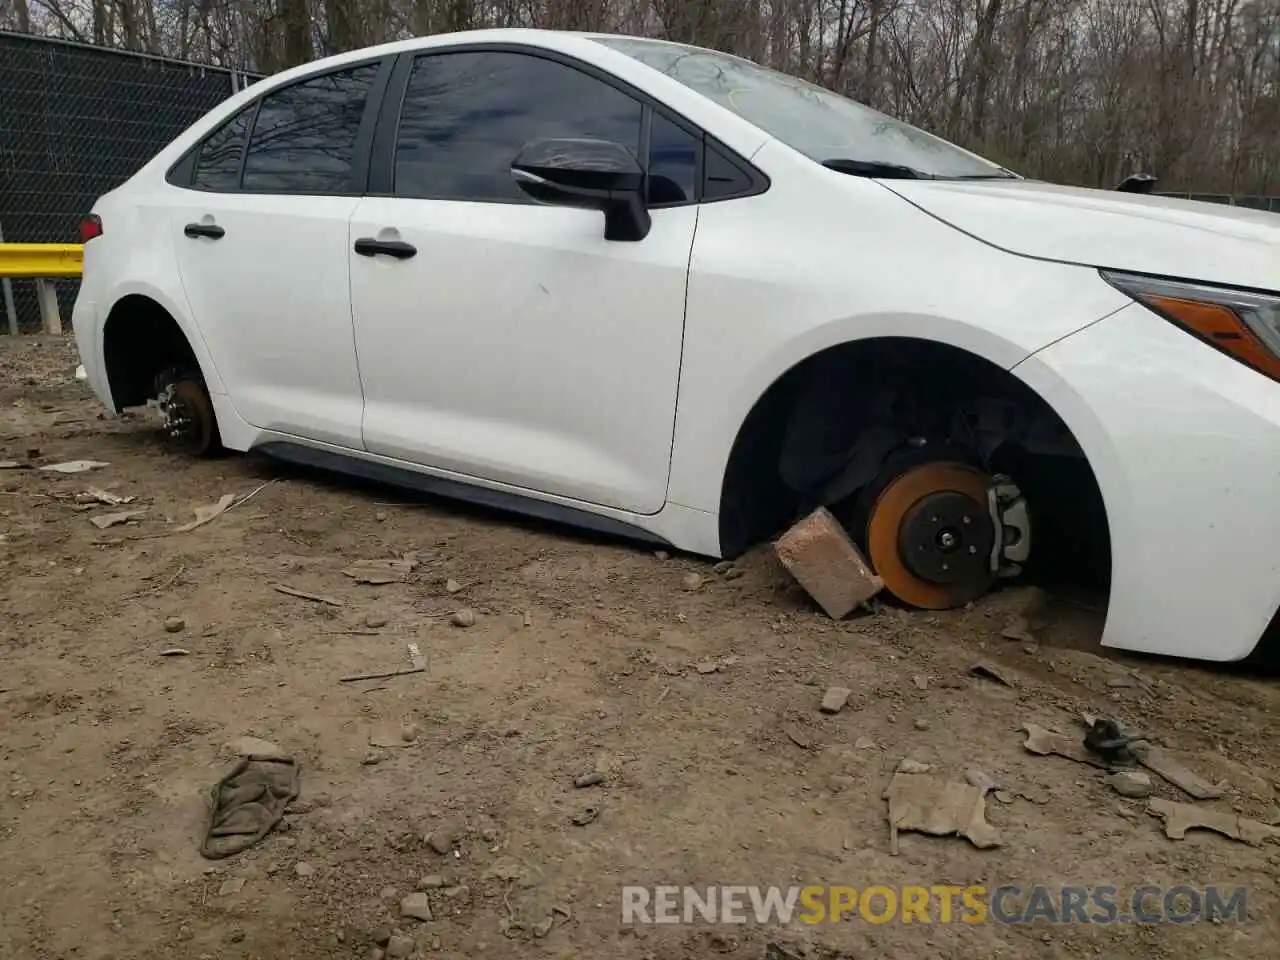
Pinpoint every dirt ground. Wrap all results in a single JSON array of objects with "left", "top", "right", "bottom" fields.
[{"left": 1, "top": 335, "right": 1278, "bottom": 960}]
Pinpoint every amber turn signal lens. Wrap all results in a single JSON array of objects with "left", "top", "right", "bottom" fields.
[{"left": 1146, "top": 294, "right": 1280, "bottom": 382}]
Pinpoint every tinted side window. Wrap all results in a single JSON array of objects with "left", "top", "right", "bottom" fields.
[
  {"left": 703, "top": 144, "right": 755, "bottom": 201},
  {"left": 242, "top": 64, "right": 380, "bottom": 194},
  {"left": 395, "top": 51, "right": 644, "bottom": 203},
  {"left": 647, "top": 113, "right": 699, "bottom": 205},
  {"left": 193, "top": 106, "right": 255, "bottom": 191}
]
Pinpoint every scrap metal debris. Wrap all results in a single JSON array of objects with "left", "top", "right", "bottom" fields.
[
  {"left": 883, "top": 764, "right": 1001, "bottom": 853},
  {"left": 174, "top": 493, "right": 235, "bottom": 533},
  {"left": 1147, "top": 798, "right": 1280, "bottom": 845}
]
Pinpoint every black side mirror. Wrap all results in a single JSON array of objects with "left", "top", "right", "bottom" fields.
[
  {"left": 1116, "top": 173, "right": 1158, "bottom": 194},
  {"left": 510, "top": 137, "right": 651, "bottom": 242}
]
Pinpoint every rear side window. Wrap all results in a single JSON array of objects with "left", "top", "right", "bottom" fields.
[
  {"left": 241, "top": 63, "right": 381, "bottom": 194},
  {"left": 393, "top": 51, "right": 644, "bottom": 203},
  {"left": 193, "top": 106, "right": 254, "bottom": 191}
]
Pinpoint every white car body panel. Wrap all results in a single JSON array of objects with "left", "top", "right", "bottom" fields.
[
  {"left": 169, "top": 195, "right": 367, "bottom": 447},
  {"left": 1015, "top": 302, "right": 1280, "bottom": 661},
  {"left": 349, "top": 199, "right": 697, "bottom": 514},
  {"left": 665, "top": 140, "right": 1135, "bottom": 515},
  {"left": 885, "top": 178, "right": 1280, "bottom": 290},
  {"left": 71, "top": 28, "right": 1280, "bottom": 664}
]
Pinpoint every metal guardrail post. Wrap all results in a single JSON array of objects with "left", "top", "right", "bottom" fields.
[
  {"left": 0, "top": 220, "right": 18, "bottom": 335},
  {"left": 35, "top": 279, "right": 62, "bottom": 334}
]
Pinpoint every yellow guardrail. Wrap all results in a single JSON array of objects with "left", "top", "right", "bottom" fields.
[
  {"left": 0, "top": 243, "right": 84, "bottom": 335},
  {"left": 0, "top": 243, "right": 84, "bottom": 279}
]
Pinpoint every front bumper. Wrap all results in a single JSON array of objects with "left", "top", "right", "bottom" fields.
[{"left": 1014, "top": 301, "right": 1280, "bottom": 661}]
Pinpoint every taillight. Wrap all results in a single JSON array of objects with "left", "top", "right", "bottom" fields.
[{"left": 78, "top": 214, "right": 103, "bottom": 243}]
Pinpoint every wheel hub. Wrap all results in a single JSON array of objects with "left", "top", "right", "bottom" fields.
[
  {"left": 864, "top": 460, "right": 1008, "bottom": 610},
  {"left": 155, "top": 376, "right": 215, "bottom": 456},
  {"left": 158, "top": 384, "right": 199, "bottom": 445},
  {"left": 897, "top": 489, "right": 996, "bottom": 590}
]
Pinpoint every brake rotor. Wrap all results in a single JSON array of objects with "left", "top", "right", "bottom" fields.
[
  {"left": 159, "top": 378, "right": 216, "bottom": 457},
  {"left": 865, "top": 461, "right": 996, "bottom": 609}
]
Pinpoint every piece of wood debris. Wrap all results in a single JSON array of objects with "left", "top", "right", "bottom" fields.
[
  {"left": 38, "top": 460, "right": 109, "bottom": 474},
  {"left": 343, "top": 557, "right": 415, "bottom": 584},
  {"left": 1147, "top": 797, "right": 1280, "bottom": 845},
  {"left": 89, "top": 508, "right": 147, "bottom": 529},
  {"left": 174, "top": 493, "right": 236, "bottom": 533},
  {"left": 339, "top": 642, "right": 426, "bottom": 683},
  {"left": 274, "top": 584, "right": 344, "bottom": 607},
  {"left": 882, "top": 769, "right": 1001, "bottom": 854}
]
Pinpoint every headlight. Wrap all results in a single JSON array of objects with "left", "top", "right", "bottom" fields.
[{"left": 1101, "top": 270, "right": 1280, "bottom": 382}]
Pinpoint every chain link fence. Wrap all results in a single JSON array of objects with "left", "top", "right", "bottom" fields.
[{"left": 0, "top": 31, "right": 260, "bottom": 332}]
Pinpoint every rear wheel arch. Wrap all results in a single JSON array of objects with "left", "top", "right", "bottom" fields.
[
  {"left": 715, "top": 335, "right": 1113, "bottom": 602},
  {"left": 101, "top": 294, "right": 223, "bottom": 456},
  {"left": 102, "top": 294, "right": 201, "bottom": 409}
]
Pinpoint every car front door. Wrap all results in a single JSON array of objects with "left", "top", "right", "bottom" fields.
[
  {"left": 348, "top": 48, "right": 700, "bottom": 515},
  {"left": 168, "top": 59, "right": 389, "bottom": 448}
]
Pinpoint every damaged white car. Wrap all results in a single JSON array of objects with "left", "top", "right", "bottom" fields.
[{"left": 73, "top": 30, "right": 1280, "bottom": 662}]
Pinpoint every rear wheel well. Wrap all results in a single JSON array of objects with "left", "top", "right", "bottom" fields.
[
  {"left": 102, "top": 295, "right": 201, "bottom": 409},
  {"left": 718, "top": 337, "right": 1112, "bottom": 594}
]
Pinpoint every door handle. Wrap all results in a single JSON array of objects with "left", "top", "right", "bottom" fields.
[
  {"left": 184, "top": 223, "right": 225, "bottom": 239},
  {"left": 354, "top": 238, "right": 417, "bottom": 259}
]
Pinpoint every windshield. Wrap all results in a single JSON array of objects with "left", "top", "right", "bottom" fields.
[{"left": 593, "top": 37, "right": 1015, "bottom": 180}]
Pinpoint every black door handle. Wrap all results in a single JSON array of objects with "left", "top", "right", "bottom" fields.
[
  {"left": 184, "top": 223, "right": 225, "bottom": 239},
  {"left": 354, "top": 238, "right": 416, "bottom": 259}
]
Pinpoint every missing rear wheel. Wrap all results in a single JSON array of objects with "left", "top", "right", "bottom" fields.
[{"left": 156, "top": 372, "right": 220, "bottom": 458}]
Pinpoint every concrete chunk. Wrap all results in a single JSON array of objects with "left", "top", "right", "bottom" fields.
[
  {"left": 774, "top": 507, "right": 883, "bottom": 618},
  {"left": 820, "top": 686, "right": 852, "bottom": 714}
]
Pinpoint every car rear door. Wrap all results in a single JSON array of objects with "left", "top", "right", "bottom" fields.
[
  {"left": 167, "top": 58, "right": 390, "bottom": 448},
  {"left": 347, "top": 48, "right": 699, "bottom": 515}
]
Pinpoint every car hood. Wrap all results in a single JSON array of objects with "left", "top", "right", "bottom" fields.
[{"left": 883, "top": 178, "right": 1280, "bottom": 292}]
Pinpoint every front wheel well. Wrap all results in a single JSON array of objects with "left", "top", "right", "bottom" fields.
[
  {"left": 102, "top": 295, "right": 201, "bottom": 409},
  {"left": 718, "top": 337, "right": 1112, "bottom": 594}
]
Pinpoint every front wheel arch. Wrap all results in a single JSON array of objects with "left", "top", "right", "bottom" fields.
[{"left": 715, "top": 336, "right": 1112, "bottom": 600}]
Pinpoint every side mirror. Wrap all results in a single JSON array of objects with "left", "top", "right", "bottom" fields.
[{"left": 510, "top": 137, "right": 651, "bottom": 242}]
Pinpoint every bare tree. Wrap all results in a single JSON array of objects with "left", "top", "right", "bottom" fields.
[{"left": 5, "top": 0, "right": 1280, "bottom": 193}]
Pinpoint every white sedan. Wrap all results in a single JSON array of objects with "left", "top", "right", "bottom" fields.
[{"left": 72, "top": 29, "right": 1280, "bottom": 663}]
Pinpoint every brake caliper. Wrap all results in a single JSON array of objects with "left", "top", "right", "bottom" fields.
[{"left": 987, "top": 474, "right": 1031, "bottom": 578}]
